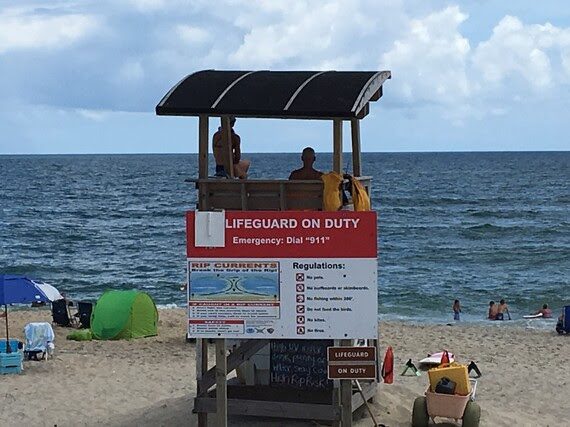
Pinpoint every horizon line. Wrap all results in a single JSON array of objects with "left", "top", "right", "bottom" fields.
[{"left": 1, "top": 149, "right": 569, "bottom": 156}]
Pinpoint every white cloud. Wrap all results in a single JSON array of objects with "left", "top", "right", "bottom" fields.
[
  {"left": 76, "top": 109, "right": 111, "bottom": 122},
  {"left": 127, "top": 0, "right": 166, "bottom": 12},
  {"left": 382, "top": 6, "right": 471, "bottom": 105},
  {"left": 228, "top": 0, "right": 405, "bottom": 69},
  {"left": 0, "top": 7, "right": 100, "bottom": 54},
  {"left": 176, "top": 25, "right": 210, "bottom": 44},
  {"left": 473, "top": 16, "right": 570, "bottom": 88},
  {"left": 118, "top": 60, "right": 145, "bottom": 84},
  {"left": 2, "top": 0, "right": 570, "bottom": 126},
  {"left": 490, "top": 107, "right": 508, "bottom": 116},
  {"left": 379, "top": 7, "right": 570, "bottom": 122}
]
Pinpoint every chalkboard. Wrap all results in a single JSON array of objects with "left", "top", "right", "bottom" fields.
[{"left": 270, "top": 340, "right": 333, "bottom": 390}]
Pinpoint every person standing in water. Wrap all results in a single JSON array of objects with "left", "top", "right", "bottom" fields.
[
  {"left": 488, "top": 301, "right": 498, "bottom": 320},
  {"left": 452, "top": 299, "right": 462, "bottom": 321},
  {"left": 497, "top": 299, "right": 510, "bottom": 320}
]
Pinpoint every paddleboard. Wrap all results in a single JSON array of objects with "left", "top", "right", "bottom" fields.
[
  {"left": 523, "top": 313, "right": 543, "bottom": 319},
  {"left": 419, "top": 352, "right": 455, "bottom": 365}
]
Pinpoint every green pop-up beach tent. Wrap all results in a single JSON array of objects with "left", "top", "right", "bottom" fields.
[{"left": 90, "top": 290, "right": 158, "bottom": 340}]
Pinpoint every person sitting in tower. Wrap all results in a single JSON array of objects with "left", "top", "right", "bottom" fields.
[
  {"left": 289, "top": 147, "right": 323, "bottom": 180},
  {"left": 212, "top": 117, "right": 250, "bottom": 179}
]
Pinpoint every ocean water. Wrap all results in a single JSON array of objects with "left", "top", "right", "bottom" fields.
[{"left": 1, "top": 152, "right": 568, "bottom": 326}]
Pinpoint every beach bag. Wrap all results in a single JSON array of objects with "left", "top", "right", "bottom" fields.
[{"left": 434, "top": 377, "right": 456, "bottom": 394}]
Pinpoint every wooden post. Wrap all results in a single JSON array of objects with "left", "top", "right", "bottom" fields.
[
  {"left": 333, "top": 119, "right": 343, "bottom": 173},
  {"left": 198, "top": 115, "right": 209, "bottom": 179},
  {"left": 373, "top": 338, "right": 379, "bottom": 403},
  {"left": 332, "top": 387, "right": 341, "bottom": 427},
  {"left": 221, "top": 116, "right": 234, "bottom": 178},
  {"left": 196, "top": 339, "right": 209, "bottom": 427},
  {"left": 340, "top": 339, "right": 352, "bottom": 426},
  {"left": 341, "top": 379, "right": 352, "bottom": 426},
  {"left": 216, "top": 339, "right": 228, "bottom": 426},
  {"left": 350, "top": 119, "right": 361, "bottom": 177}
]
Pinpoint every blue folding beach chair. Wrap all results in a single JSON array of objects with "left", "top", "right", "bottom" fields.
[
  {"left": 556, "top": 306, "right": 570, "bottom": 335},
  {"left": 24, "top": 322, "right": 55, "bottom": 361}
]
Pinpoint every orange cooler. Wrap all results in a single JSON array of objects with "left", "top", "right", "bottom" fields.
[{"left": 428, "top": 363, "right": 471, "bottom": 396}]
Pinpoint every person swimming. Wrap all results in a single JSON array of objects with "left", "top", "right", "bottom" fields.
[{"left": 533, "top": 304, "right": 552, "bottom": 318}]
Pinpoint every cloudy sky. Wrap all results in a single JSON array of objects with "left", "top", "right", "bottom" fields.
[{"left": 1, "top": 0, "right": 569, "bottom": 154}]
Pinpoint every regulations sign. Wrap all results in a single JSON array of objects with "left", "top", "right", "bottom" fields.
[
  {"left": 327, "top": 346, "right": 377, "bottom": 380},
  {"left": 186, "top": 211, "right": 378, "bottom": 339}
]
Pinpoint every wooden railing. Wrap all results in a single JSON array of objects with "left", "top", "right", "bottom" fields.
[{"left": 188, "top": 177, "right": 371, "bottom": 211}]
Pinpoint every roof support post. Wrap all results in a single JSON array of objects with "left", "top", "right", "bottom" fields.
[
  {"left": 333, "top": 119, "right": 343, "bottom": 174},
  {"left": 221, "top": 116, "right": 234, "bottom": 178},
  {"left": 198, "top": 115, "right": 209, "bottom": 179},
  {"left": 350, "top": 119, "right": 361, "bottom": 177}
]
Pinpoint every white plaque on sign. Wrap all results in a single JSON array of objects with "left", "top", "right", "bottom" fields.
[{"left": 194, "top": 211, "right": 225, "bottom": 247}]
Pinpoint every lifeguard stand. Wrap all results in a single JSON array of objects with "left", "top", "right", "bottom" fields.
[{"left": 156, "top": 70, "right": 391, "bottom": 426}]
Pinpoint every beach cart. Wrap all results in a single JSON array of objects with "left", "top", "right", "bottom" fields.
[
  {"left": 156, "top": 70, "right": 390, "bottom": 426},
  {"left": 412, "top": 379, "right": 480, "bottom": 427}
]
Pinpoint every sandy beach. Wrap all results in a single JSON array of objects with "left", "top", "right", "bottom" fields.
[{"left": 0, "top": 308, "right": 566, "bottom": 427}]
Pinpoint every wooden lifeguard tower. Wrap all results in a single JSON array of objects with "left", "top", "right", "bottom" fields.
[{"left": 156, "top": 70, "right": 391, "bottom": 426}]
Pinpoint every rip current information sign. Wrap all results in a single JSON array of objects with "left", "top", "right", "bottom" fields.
[{"left": 186, "top": 211, "right": 378, "bottom": 339}]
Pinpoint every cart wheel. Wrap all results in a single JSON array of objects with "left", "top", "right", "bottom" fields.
[
  {"left": 462, "top": 401, "right": 481, "bottom": 427},
  {"left": 412, "top": 396, "right": 429, "bottom": 427}
]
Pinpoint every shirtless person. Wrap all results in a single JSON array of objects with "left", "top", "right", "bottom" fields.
[
  {"left": 212, "top": 117, "right": 250, "bottom": 179},
  {"left": 289, "top": 147, "right": 323, "bottom": 180},
  {"left": 452, "top": 299, "right": 461, "bottom": 321},
  {"left": 496, "top": 299, "right": 509, "bottom": 320}
]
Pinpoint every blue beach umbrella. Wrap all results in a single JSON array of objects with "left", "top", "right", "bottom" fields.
[{"left": 0, "top": 275, "right": 53, "bottom": 353}]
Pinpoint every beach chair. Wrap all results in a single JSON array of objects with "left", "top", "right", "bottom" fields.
[
  {"left": 75, "top": 301, "right": 93, "bottom": 329},
  {"left": 556, "top": 305, "right": 570, "bottom": 335},
  {"left": 51, "top": 298, "right": 72, "bottom": 327},
  {"left": 24, "top": 322, "right": 55, "bottom": 361},
  {"left": 0, "top": 339, "right": 24, "bottom": 374}
]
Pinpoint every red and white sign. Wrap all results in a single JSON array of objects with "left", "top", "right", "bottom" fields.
[
  {"left": 186, "top": 211, "right": 377, "bottom": 258},
  {"left": 186, "top": 211, "right": 378, "bottom": 339}
]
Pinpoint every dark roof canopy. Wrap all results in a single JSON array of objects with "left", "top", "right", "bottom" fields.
[{"left": 156, "top": 70, "right": 391, "bottom": 120}]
